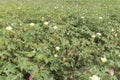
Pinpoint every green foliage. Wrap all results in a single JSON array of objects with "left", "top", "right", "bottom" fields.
[{"left": 0, "top": 0, "right": 120, "bottom": 80}]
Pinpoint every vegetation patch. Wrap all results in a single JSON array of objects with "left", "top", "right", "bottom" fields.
[{"left": 0, "top": 0, "right": 120, "bottom": 80}]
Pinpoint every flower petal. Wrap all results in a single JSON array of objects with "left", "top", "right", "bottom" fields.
[
  {"left": 109, "top": 69, "right": 114, "bottom": 76},
  {"left": 29, "top": 75, "right": 33, "bottom": 80}
]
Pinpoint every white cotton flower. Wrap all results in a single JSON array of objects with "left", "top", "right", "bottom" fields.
[
  {"left": 111, "top": 29, "right": 114, "bottom": 32},
  {"left": 6, "top": 26, "right": 12, "bottom": 31},
  {"left": 81, "top": 16, "right": 85, "bottom": 19},
  {"left": 11, "top": 23, "right": 15, "bottom": 26},
  {"left": 90, "top": 75, "right": 100, "bottom": 80},
  {"left": 41, "top": 17, "right": 44, "bottom": 21},
  {"left": 54, "top": 54, "right": 58, "bottom": 57},
  {"left": 18, "top": 7, "right": 21, "bottom": 9},
  {"left": 96, "top": 33, "right": 102, "bottom": 36},
  {"left": 29, "top": 23, "right": 35, "bottom": 26},
  {"left": 53, "top": 26, "right": 58, "bottom": 29},
  {"left": 76, "top": 5, "right": 79, "bottom": 7},
  {"left": 118, "top": 54, "right": 120, "bottom": 57},
  {"left": 99, "top": 16, "right": 103, "bottom": 19},
  {"left": 92, "top": 35, "right": 96, "bottom": 38},
  {"left": 44, "top": 22, "right": 49, "bottom": 25},
  {"left": 55, "top": 46, "right": 60, "bottom": 51},
  {"left": 20, "top": 24, "right": 22, "bottom": 26},
  {"left": 101, "top": 57, "right": 107, "bottom": 62},
  {"left": 55, "top": 6, "right": 59, "bottom": 9},
  {"left": 115, "top": 34, "right": 117, "bottom": 37},
  {"left": 32, "top": 50, "right": 36, "bottom": 53},
  {"left": 67, "top": 33, "right": 70, "bottom": 35}
]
